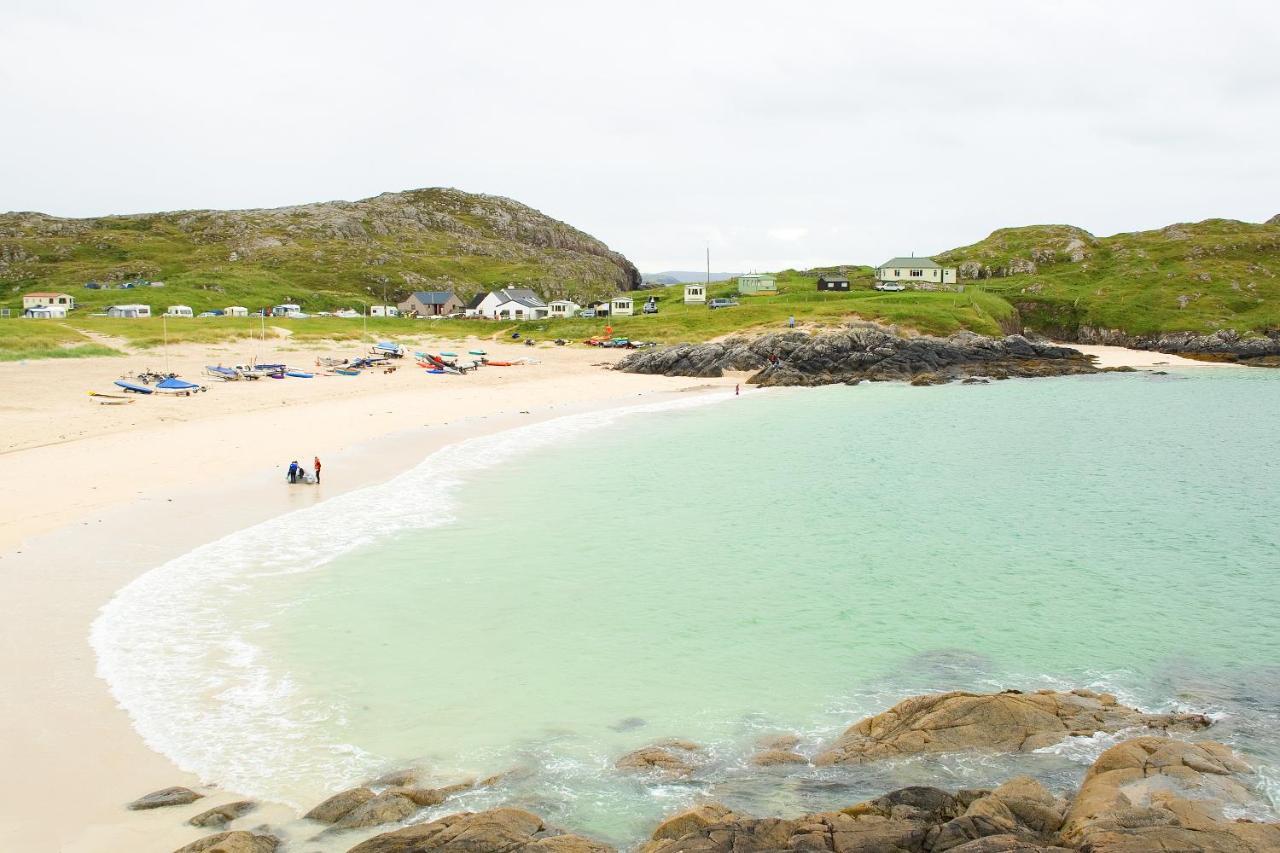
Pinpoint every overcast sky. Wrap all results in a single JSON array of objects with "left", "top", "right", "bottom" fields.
[{"left": 2, "top": 0, "right": 1277, "bottom": 271}]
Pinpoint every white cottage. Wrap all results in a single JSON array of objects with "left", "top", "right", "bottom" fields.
[
  {"left": 548, "top": 299, "right": 581, "bottom": 318},
  {"left": 683, "top": 284, "right": 706, "bottom": 304},
  {"left": 609, "top": 295, "right": 634, "bottom": 316},
  {"left": 476, "top": 288, "right": 549, "bottom": 320},
  {"left": 106, "top": 304, "right": 151, "bottom": 318},
  {"left": 875, "top": 257, "right": 957, "bottom": 286}
]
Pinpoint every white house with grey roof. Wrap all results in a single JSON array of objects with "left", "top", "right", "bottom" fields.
[
  {"left": 476, "top": 287, "right": 549, "bottom": 320},
  {"left": 876, "top": 257, "right": 957, "bottom": 286}
]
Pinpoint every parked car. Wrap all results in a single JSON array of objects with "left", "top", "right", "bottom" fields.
[
  {"left": 707, "top": 298, "right": 739, "bottom": 309},
  {"left": 197, "top": 311, "right": 219, "bottom": 318},
  {"left": 578, "top": 309, "right": 597, "bottom": 318},
  {"left": 874, "top": 282, "right": 906, "bottom": 292},
  {"left": 642, "top": 302, "right": 658, "bottom": 314}
]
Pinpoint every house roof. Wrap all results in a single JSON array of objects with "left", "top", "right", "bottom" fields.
[
  {"left": 408, "top": 290, "right": 458, "bottom": 304},
  {"left": 879, "top": 256, "right": 941, "bottom": 269},
  {"left": 611, "top": 295, "right": 633, "bottom": 302},
  {"left": 818, "top": 274, "right": 849, "bottom": 283},
  {"left": 494, "top": 287, "right": 546, "bottom": 308},
  {"left": 465, "top": 293, "right": 487, "bottom": 309},
  {"left": 24, "top": 291, "right": 71, "bottom": 297},
  {"left": 549, "top": 299, "right": 579, "bottom": 305},
  {"left": 110, "top": 304, "right": 149, "bottom": 309}
]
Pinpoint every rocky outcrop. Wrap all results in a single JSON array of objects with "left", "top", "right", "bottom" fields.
[
  {"left": 1071, "top": 326, "right": 1280, "bottom": 362},
  {"left": 615, "top": 326, "right": 1099, "bottom": 387},
  {"left": 347, "top": 807, "right": 614, "bottom": 853},
  {"left": 188, "top": 800, "right": 257, "bottom": 828},
  {"left": 617, "top": 739, "right": 704, "bottom": 776},
  {"left": 1060, "top": 737, "right": 1280, "bottom": 852},
  {"left": 304, "top": 787, "right": 376, "bottom": 823},
  {"left": 127, "top": 786, "right": 204, "bottom": 810},
  {"left": 171, "top": 831, "right": 279, "bottom": 853},
  {"left": 330, "top": 790, "right": 420, "bottom": 830},
  {"left": 813, "top": 689, "right": 1210, "bottom": 765}
]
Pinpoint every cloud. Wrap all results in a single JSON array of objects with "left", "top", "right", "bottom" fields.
[{"left": 0, "top": 0, "right": 1276, "bottom": 271}]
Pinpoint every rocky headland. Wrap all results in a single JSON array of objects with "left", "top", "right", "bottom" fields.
[
  {"left": 615, "top": 325, "right": 1109, "bottom": 387},
  {"left": 138, "top": 689, "right": 1278, "bottom": 853}
]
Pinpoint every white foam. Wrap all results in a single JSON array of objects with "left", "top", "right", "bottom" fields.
[{"left": 90, "top": 391, "right": 736, "bottom": 805}]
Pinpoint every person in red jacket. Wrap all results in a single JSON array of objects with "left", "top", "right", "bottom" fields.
[{"left": 313, "top": 456, "right": 322, "bottom": 483}]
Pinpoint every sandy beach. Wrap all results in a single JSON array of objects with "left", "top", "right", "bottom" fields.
[{"left": 0, "top": 337, "right": 1235, "bottom": 852}]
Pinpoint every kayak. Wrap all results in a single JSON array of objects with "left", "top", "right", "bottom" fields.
[
  {"left": 439, "top": 351, "right": 458, "bottom": 357},
  {"left": 335, "top": 368, "right": 360, "bottom": 376},
  {"left": 485, "top": 360, "right": 515, "bottom": 367},
  {"left": 426, "top": 369, "right": 444, "bottom": 374},
  {"left": 468, "top": 349, "right": 486, "bottom": 355},
  {"left": 285, "top": 370, "right": 313, "bottom": 378},
  {"left": 114, "top": 380, "right": 154, "bottom": 394}
]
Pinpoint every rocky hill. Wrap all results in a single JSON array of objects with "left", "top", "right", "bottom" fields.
[
  {"left": 0, "top": 188, "right": 640, "bottom": 312},
  {"left": 935, "top": 217, "right": 1280, "bottom": 343}
]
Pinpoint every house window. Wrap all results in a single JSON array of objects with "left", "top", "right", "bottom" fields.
[
  {"left": 894, "top": 269, "right": 900, "bottom": 277},
  {"left": 910, "top": 269, "right": 923, "bottom": 277}
]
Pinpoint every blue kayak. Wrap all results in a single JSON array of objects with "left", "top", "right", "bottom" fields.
[
  {"left": 114, "top": 380, "right": 153, "bottom": 394},
  {"left": 285, "top": 370, "right": 313, "bottom": 378}
]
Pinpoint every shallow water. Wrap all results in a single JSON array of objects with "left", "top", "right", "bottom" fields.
[{"left": 95, "top": 369, "right": 1280, "bottom": 846}]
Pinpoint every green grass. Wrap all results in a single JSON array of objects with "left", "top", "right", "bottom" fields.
[{"left": 0, "top": 321, "right": 123, "bottom": 360}]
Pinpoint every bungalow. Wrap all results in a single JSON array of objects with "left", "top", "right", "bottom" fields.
[
  {"left": 23, "top": 305, "right": 67, "bottom": 319},
  {"left": 23, "top": 292, "right": 76, "bottom": 311},
  {"left": 224, "top": 306, "right": 249, "bottom": 317},
  {"left": 463, "top": 293, "right": 487, "bottom": 318},
  {"left": 609, "top": 295, "right": 634, "bottom": 316},
  {"left": 548, "top": 299, "right": 581, "bottom": 318},
  {"left": 817, "top": 274, "right": 850, "bottom": 292},
  {"left": 876, "top": 257, "right": 957, "bottom": 286},
  {"left": 683, "top": 284, "right": 707, "bottom": 304},
  {"left": 106, "top": 304, "right": 152, "bottom": 318},
  {"left": 476, "top": 287, "right": 549, "bottom": 320},
  {"left": 398, "top": 290, "right": 464, "bottom": 317},
  {"left": 737, "top": 274, "right": 777, "bottom": 295},
  {"left": 164, "top": 305, "right": 194, "bottom": 317}
]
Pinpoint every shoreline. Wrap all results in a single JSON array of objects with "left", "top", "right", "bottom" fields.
[
  {"left": 0, "top": 339, "right": 1241, "bottom": 852},
  {"left": 0, "top": 337, "right": 739, "bottom": 853}
]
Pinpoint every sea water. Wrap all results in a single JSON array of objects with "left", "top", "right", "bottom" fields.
[{"left": 93, "top": 369, "right": 1280, "bottom": 846}]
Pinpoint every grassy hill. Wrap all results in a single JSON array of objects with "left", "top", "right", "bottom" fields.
[
  {"left": 0, "top": 187, "right": 640, "bottom": 315},
  {"left": 936, "top": 218, "right": 1280, "bottom": 337}
]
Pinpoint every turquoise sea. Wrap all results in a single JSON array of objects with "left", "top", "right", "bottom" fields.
[{"left": 93, "top": 368, "right": 1280, "bottom": 847}]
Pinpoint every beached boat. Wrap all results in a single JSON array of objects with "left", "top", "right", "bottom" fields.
[
  {"left": 114, "top": 380, "right": 154, "bottom": 394},
  {"left": 335, "top": 368, "right": 360, "bottom": 376},
  {"left": 468, "top": 349, "right": 487, "bottom": 356},
  {"left": 204, "top": 365, "right": 240, "bottom": 381},
  {"left": 285, "top": 370, "right": 313, "bottom": 378},
  {"left": 372, "top": 342, "right": 404, "bottom": 358},
  {"left": 484, "top": 360, "right": 516, "bottom": 367},
  {"left": 154, "top": 377, "right": 206, "bottom": 395},
  {"left": 88, "top": 391, "right": 135, "bottom": 405}
]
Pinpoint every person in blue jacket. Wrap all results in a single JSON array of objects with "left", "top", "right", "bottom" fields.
[{"left": 287, "top": 460, "right": 300, "bottom": 483}]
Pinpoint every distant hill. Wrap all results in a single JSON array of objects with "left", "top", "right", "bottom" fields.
[
  {"left": 0, "top": 187, "right": 641, "bottom": 312},
  {"left": 641, "top": 270, "right": 739, "bottom": 285},
  {"left": 934, "top": 218, "right": 1280, "bottom": 336}
]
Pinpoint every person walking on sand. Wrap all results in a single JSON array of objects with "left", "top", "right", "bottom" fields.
[{"left": 314, "top": 456, "right": 322, "bottom": 483}]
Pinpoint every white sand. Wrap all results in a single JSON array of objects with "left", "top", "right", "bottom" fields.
[
  {"left": 1068, "top": 343, "right": 1238, "bottom": 369},
  {"left": 0, "top": 334, "right": 1223, "bottom": 851},
  {"left": 0, "top": 334, "right": 736, "bottom": 852}
]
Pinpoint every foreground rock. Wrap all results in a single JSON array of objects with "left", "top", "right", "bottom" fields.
[
  {"left": 305, "top": 787, "right": 376, "bottom": 824},
  {"left": 814, "top": 689, "right": 1210, "bottom": 765},
  {"left": 306, "top": 776, "right": 492, "bottom": 831},
  {"left": 641, "top": 781, "right": 1074, "bottom": 853},
  {"left": 1061, "top": 737, "right": 1280, "bottom": 851},
  {"left": 615, "top": 326, "right": 1101, "bottom": 387},
  {"left": 172, "top": 831, "right": 278, "bottom": 853},
  {"left": 347, "top": 807, "right": 613, "bottom": 853},
  {"left": 189, "top": 800, "right": 257, "bottom": 828},
  {"left": 127, "top": 786, "right": 204, "bottom": 810}
]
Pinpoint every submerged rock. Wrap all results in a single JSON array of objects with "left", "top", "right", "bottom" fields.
[
  {"left": 616, "top": 739, "right": 703, "bottom": 776},
  {"left": 615, "top": 325, "right": 1098, "bottom": 387},
  {"left": 813, "top": 689, "right": 1210, "bottom": 765},
  {"left": 331, "top": 790, "right": 418, "bottom": 830},
  {"left": 751, "top": 748, "right": 808, "bottom": 766},
  {"left": 347, "top": 807, "right": 613, "bottom": 853},
  {"left": 171, "top": 830, "right": 279, "bottom": 853},
  {"left": 188, "top": 800, "right": 257, "bottom": 828},
  {"left": 1060, "top": 736, "right": 1280, "bottom": 851},
  {"left": 127, "top": 786, "right": 204, "bottom": 810},
  {"left": 370, "top": 768, "right": 420, "bottom": 788}
]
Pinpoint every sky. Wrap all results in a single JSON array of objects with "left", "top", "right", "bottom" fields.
[{"left": 2, "top": 0, "right": 1277, "bottom": 272}]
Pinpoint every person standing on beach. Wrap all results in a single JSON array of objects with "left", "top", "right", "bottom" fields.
[
  {"left": 287, "top": 460, "right": 299, "bottom": 483},
  {"left": 314, "top": 456, "right": 322, "bottom": 483}
]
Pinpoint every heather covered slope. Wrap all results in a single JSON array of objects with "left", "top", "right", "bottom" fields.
[{"left": 0, "top": 188, "right": 641, "bottom": 313}]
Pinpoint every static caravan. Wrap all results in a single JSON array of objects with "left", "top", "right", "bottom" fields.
[
  {"left": 106, "top": 304, "right": 152, "bottom": 318},
  {"left": 737, "top": 274, "right": 777, "bottom": 295},
  {"left": 369, "top": 305, "right": 400, "bottom": 317},
  {"left": 683, "top": 284, "right": 706, "bottom": 304},
  {"left": 23, "top": 292, "right": 76, "bottom": 311},
  {"left": 224, "top": 306, "right": 249, "bottom": 317},
  {"left": 272, "top": 303, "right": 302, "bottom": 317},
  {"left": 548, "top": 299, "right": 581, "bottom": 318},
  {"left": 165, "top": 305, "right": 194, "bottom": 317},
  {"left": 609, "top": 296, "right": 634, "bottom": 316}
]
